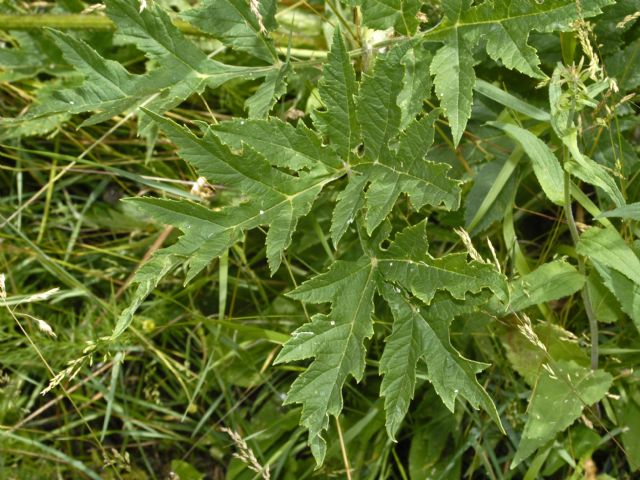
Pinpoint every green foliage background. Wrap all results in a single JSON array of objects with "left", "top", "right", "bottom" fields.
[{"left": 1, "top": 0, "right": 640, "bottom": 478}]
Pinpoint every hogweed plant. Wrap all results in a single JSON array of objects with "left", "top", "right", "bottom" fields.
[{"left": 1, "top": 0, "right": 640, "bottom": 477}]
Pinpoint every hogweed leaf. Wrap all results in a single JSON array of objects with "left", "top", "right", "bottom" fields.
[
  {"left": 45, "top": 30, "right": 137, "bottom": 112},
  {"left": 420, "top": 294, "right": 503, "bottom": 429},
  {"left": 314, "top": 27, "right": 360, "bottom": 162},
  {"left": 424, "top": 0, "right": 613, "bottom": 145},
  {"left": 430, "top": 37, "right": 475, "bottom": 147},
  {"left": 245, "top": 61, "right": 291, "bottom": 118},
  {"left": 380, "top": 222, "right": 508, "bottom": 305},
  {"left": 278, "top": 221, "right": 507, "bottom": 455},
  {"left": 106, "top": 0, "right": 247, "bottom": 86},
  {"left": 180, "top": 0, "right": 278, "bottom": 62},
  {"left": 142, "top": 111, "right": 338, "bottom": 274},
  {"left": 3, "top": 0, "right": 268, "bottom": 139},
  {"left": 379, "top": 284, "right": 503, "bottom": 440},
  {"left": 110, "top": 109, "right": 344, "bottom": 341},
  {"left": 212, "top": 118, "right": 341, "bottom": 171},
  {"left": 379, "top": 283, "right": 431, "bottom": 440},
  {"left": 330, "top": 171, "right": 369, "bottom": 247},
  {"left": 361, "top": 0, "right": 420, "bottom": 36},
  {"left": 142, "top": 110, "right": 295, "bottom": 193},
  {"left": 357, "top": 42, "right": 408, "bottom": 162},
  {"left": 361, "top": 112, "right": 460, "bottom": 233},
  {"left": 275, "top": 257, "right": 378, "bottom": 464},
  {"left": 397, "top": 46, "right": 433, "bottom": 130}
]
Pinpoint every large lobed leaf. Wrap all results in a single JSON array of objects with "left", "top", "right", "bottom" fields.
[
  {"left": 111, "top": 111, "right": 341, "bottom": 338},
  {"left": 275, "top": 221, "right": 507, "bottom": 463},
  {"left": 274, "top": 257, "right": 378, "bottom": 462},
  {"left": 332, "top": 39, "right": 461, "bottom": 244}
]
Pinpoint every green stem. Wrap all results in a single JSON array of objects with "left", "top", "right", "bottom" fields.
[
  {"left": 563, "top": 152, "right": 599, "bottom": 370},
  {"left": 0, "top": 14, "right": 328, "bottom": 59},
  {"left": 0, "top": 14, "right": 202, "bottom": 34},
  {"left": 323, "top": 0, "right": 358, "bottom": 47}
]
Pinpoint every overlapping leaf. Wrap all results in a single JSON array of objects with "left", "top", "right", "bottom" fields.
[
  {"left": 0, "top": 0, "right": 271, "bottom": 139},
  {"left": 419, "top": 0, "right": 614, "bottom": 145},
  {"left": 276, "top": 221, "right": 506, "bottom": 463},
  {"left": 331, "top": 38, "right": 460, "bottom": 243},
  {"left": 361, "top": 0, "right": 421, "bottom": 36},
  {"left": 212, "top": 118, "right": 341, "bottom": 171},
  {"left": 111, "top": 110, "right": 341, "bottom": 338},
  {"left": 274, "top": 257, "right": 377, "bottom": 462},
  {"left": 180, "top": 0, "right": 278, "bottom": 62}
]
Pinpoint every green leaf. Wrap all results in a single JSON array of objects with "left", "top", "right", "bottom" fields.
[
  {"left": 430, "top": 37, "right": 475, "bottom": 147},
  {"left": 510, "top": 260, "right": 585, "bottom": 311},
  {"left": 45, "top": 29, "right": 137, "bottom": 112},
  {"left": 170, "top": 460, "right": 204, "bottom": 480},
  {"left": 425, "top": 0, "right": 613, "bottom": 145},
  {"left": 464, "top": 156, "right": 520, "bottom": 235},
  {"left": 380, "top": 221, "right": 508, "bottom": 305},
  {"left": 577, "top": 227, "right": 640, "bottom": 287},
  {"left": 380, "top": 284, "right": 501, "bottom": 440},
  {"left": 592, "top": 263, "right": 640, "bottom": 332},
  {"left": 4, "top": 0, "right": 265, "bottom": 139},
  {"left": 512, "top": 361, "right": 612, "bottom": 467},
  {"left": 398, "top": 46, "right": 433, "bottom": 130},
  {"left": 489, "top": 122, "right": 564, "bottom": 206},
  {"left": 586, "top": 270, "right": 623, "bottom": 324},
  {"left": 361, "top": 113, "right": 460, "bottom": 233},
  {"left": 615, "top": 396, "right": 640, "bottom": 471},
  {"left": 361, "top": 0, "right": 420, "bottom": 35},
  {"left": 314, "top": 28, "right": 360, "bottom": 162},
  {"left": 245, "top": 61, "right": 291, "bottom": 118},
  {"left": 500, "top": 323, "right": 588, "bottom": 386},
  {"left": 146, "top": 111, "right": 335, "bottom": 274},
  {"left": 106, "top": 0, "right": 243, "bottom": 86},
  {"left": 330, "top": 172, "right": 369, "bottom": 247},
  {"left": 421, "top": 293, "right": 503, "bottom": 429},
  {"left": 212, "top": 118, "right": 341, "bottom": 171},
  {"left": 127, "top": 198, "right": 244, "bottom": 283},
  {"left": 597, "top": 202, "right": 640, "bottom": 221},
  {"left": 332, "top": 44, "right": 460, "bottom": 238},
  {"left": 357, "top": 42, "right": 409, "bottom": 162},
  {"left": 606, "top": 38, "right": 640, "bottom": 93},
  {"left": 0, "top": 31, "right": 59, "bottom": 82},
  {"left": 276, "top": 221, "right": 506, "bottom": 461},
  {"left": 379, "top": 283, "right": 430, "bottom": 440},
  {"left": 408, "top": 399, "right": 462, "bottom": 480},
  {"left": 180, "top": 0, "right": 278, "bottom": 62},
  {"left": 274, "top": 257, "right": 378, "bottom": 464},
  {"left": 110, "top": 109, "right": 342, "bottom": 340},
  {"left": 474, "top": 79, "right": 550, "bottom": 122},
  {"left": 563, "top": 132, "right": 625, "bottom": 208},
  {"left": 10, "top": 29, "right": 150, "bottom": 129}
]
